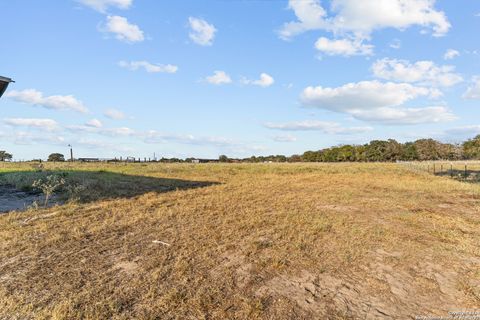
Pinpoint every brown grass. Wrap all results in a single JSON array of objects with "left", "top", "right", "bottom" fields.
[{"left": 0, "top": 162, "right": 479, "bottom": 319}]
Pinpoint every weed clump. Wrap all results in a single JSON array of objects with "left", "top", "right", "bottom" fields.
[{"left": 32, "top": 174, "right": 66, "bottom": 207}]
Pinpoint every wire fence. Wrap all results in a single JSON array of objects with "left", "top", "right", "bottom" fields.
[{"left": 400, "top": 161, "right": 480, "bottom": 182}]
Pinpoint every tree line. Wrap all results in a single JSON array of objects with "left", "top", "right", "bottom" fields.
[
  {"left": 2, "top": 135, "right": 480, "bottom": 163},
  {"left": 239, "top": 135, "right": 480, "bottom": 163}
]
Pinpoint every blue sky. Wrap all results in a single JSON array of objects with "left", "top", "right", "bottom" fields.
[{"left": 1, "top": 0, "right": 480, "bottom": 160}]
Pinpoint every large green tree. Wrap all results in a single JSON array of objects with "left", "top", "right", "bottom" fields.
[
  {"left": 0, "top": 150, "right": 12, "bottom": 161},
  {"left": 48, "top": 153, "right": 65, "bottom": 162}
]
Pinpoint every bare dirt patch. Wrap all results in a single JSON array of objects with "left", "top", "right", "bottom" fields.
[{"left": 0, "top": 185, "right": 42, "bottom": 213}]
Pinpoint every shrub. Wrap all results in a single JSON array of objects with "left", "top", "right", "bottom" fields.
[{"left": 32, "top": 175, "right": 66, "bottom": 207}]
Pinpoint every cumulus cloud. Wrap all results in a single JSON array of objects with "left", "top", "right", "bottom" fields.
[
  {"left": 315, "top": 37, "right": 373, "bottom": 56},
  {"left": 463, "top": 77, "right": 480, "bottom": 100},
  {"left": 205, "top": 71, "right": 232, "bottom": 85},
  {"left": 104, "top": 108, "right": 127, "bottom": 120},
  {"left": 371, "top": 58, "right": 463, "bottom": 87},
  {"left": 188, "top": 17, "right": 216, "bottom": 46},
  {"left": 350, "top": 106, "right": 456, "bottom": 124},
  {"left": 103, "top": 15, "right": 144, "bottom": 43},
  {"left": 85, "top": 118, "right": 103, "bottom": 128},
  {"left": 444, "top": 49, "right": 460, "bottom": 60},
  {"left": 78, "top": 0, "right": 132, "bottom": 13},
  {"left": 301, "top": 81, "right": 435, "bottom": 111},
  {"left": 265, "top": 120, "right": 373, "bottom": 134},
  {"left": 118, "top": 60, "right": 178, "bottom": 73},
  {"left": 279, "top": 0, "right": 328, "bottom": 40},
  {"left": 300, "top": 80, "right": 454, "bottom": 124},
  {"left": 280, "top": 0, "right": 450, "bottom": 39},
  {"left": 242, "top": 73, "right": 275, "bottom": 87},
  {"left": 6, "top": 89, "right": 88, "bottom": 113},
  {"left": 4, "top": 118, "right": 59, "bottom": 131}
]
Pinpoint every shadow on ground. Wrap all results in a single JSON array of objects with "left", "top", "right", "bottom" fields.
[
  {"left": 0, "top": 170, "right": 219, "bottom": 212},
  {"left": 435, "top": 170, "right": 480, "bottom": 183}
]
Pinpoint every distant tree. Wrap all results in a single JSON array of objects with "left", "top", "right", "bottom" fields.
[
  {"left": 401, "top": 142, "right": 418, "bottom": 161},
  {"left": 288, "top": 154, "right": 302, "bottom": 162},
  {"left": 439, "top": 143, "right": 462, "bottom": 160},
  {"left": 219, "top": 155, "right": 229, "bottom": 162},
  {"left": 0, "top": 150, "right": 12, "bottom": 161},
  {"left": 364, "top": 140, "right": 390, "bottom": 162},
  {"left": 302, "top": 151, "right": 321, "bottom": 162},
  {"left": 463, "top": 135, "right": 480, "bottom": 159},
  {"left": 384, "top": 139, "right": 404, "bottom": 161},
  {"left": 48, "top": 153, "right": 65, "bottom": 162},
  {"left": 413, "top": 139, "right": 443, "bottom": 160}
]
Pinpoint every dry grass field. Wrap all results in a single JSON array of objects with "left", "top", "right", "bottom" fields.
[{"left": 0, "top": 162, "right": 479, "bottom": 319}]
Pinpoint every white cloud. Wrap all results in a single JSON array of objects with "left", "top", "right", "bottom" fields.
[
  {"left": 463, "top": 77, "right": 480, "bottom": 100},
  {"left": 242, "top": 73, "right": 275, "bottom": 87},
  {"left": 301, "top": 80, "right": 434, "bottom": 111},
  {"left": 205, "top": 71, "right": 232, "bottom": 85},
  {"left": 102, "top": 127, "right": 135, "bottom": 136},
  {"left": 371, "top": 58, "right": 463, "bottom": 87},
  {"left": 143, "top": 131, "right": 232, "bottom": 146},
  {"left": 6, "top": 89, "right": 88, "bottom": 113},
  {"left": 4, "top": 118, "right": 59, "bottom": 131},
  {"left": 280, "top": 0, "right": 450, "bottom": 39},
  {"left": 140, "top": 130, "right": 266, "bottom": 155},
  {"left": 78, "top": 0, "right": 132, "bottom": 13},
  {"left": 350, "top": 106, "right": 456, "bottom": 124},
  {"left": 273, "top": 135, "right": 297, "bottom": 142},
  {"left": 315, "top": 37, "right": 373, "bottom": 56},
  {"left": 11, "top": 132, "right": 66, "bottom": 146},
  {"left": 300, "top": 80, "right": 454, "bottom": 124},
  {"left": 279, "top": 0, "right": 328, "bottom": 40},
  {"left": 67, "top": 124, "right": 135, "bottom": 137},
  {"left": 444, "top": 49, "right": 460, "bottom": 60},
  {"left": 103, "top": 15, "right": 144, "bottom": 43},
  {"left": 265, "top": 120, "right": 373, "bottom": 134},
  {"left": 104, "top": 108, "right": 127, "bottom": 120},
  {"left": 118, "top": 60, "right": 178, "bottom": 73},
  {"left": 188, "top": 17, "right": 216, "bottom": 46},
  {"left": 462, "top": 76, "right": 480, "bottom": 100},
  {"left": 390, "top": 38, "right": 401, "bottom": 49},
  {"left": 85, "top": 118, "right": 103, "bottom": 128}
]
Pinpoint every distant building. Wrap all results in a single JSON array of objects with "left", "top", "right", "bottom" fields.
[{"left": 78, "top": 158, "right": 99, "bottom": 162}]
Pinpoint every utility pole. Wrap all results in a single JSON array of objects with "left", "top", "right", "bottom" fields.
[{"left": 68, "top": 144, "right": 74, "bottom": 162}]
